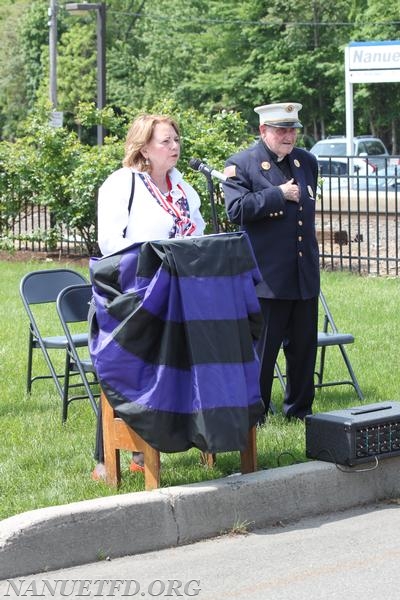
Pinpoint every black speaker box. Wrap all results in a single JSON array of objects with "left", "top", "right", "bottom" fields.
[{"left": 305, "top": 402, "right": 400, "bottom": 466}]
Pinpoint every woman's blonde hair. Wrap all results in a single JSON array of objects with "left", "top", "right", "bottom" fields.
[{"left": 122, "top": 113, "right": 180, "bottom": 172}]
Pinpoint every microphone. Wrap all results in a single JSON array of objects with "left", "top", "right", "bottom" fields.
[{"left": 189, "top": 158, "right": 227, "bottom": 182}]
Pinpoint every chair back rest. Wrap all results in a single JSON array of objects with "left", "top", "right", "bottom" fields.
[
  {"left": 20, "top": 269, "right": 87, "bottom": 306},
  {"left": 319, "top": 289, "right": 339, "bottom": 333},
  {"left": 56, "top": 284, "right": 93, "bottom": 324}
]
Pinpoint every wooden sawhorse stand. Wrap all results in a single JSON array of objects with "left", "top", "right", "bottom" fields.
[{"left": 101, "top": 391, "right": 257, "bottom": 490}]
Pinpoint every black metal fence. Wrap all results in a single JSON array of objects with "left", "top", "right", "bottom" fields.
[
  {"left": 316, "top": 157, "right": 399, "bottom": 276},
  {"left": 1, "top": 158, "right": 399, "bottom": 276},
  {"left": 1, "top": 203, "right": 90, "bottom": 257}
]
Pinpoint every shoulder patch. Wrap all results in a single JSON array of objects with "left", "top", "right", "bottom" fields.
[{"left": 224, "top": 165, "right": 237, "bottom": 178}]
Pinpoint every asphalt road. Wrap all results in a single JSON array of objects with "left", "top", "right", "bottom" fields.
[{"left": 2, "top": 501, "right": 400, "bottom": 600}]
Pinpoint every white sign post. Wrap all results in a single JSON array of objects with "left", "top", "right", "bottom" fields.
[{"left": 345, "top": 41, "right": 400, "bottom": 155}]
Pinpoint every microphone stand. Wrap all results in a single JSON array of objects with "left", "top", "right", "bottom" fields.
[{"left": 205, "top": 174, "right": 219, "bottom": 234}]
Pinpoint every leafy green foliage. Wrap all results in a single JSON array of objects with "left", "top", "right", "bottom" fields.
[
  {"left": 1, "top": 0, "right": 399, "bottom": 147},
  {"left": 19, "top": 1, "right": 50, "bottom": 107},
  {"left": 57, "top": 23, "right": 98, "bottom": 112},
  {"left": 64, "top": 142, "right": 123, "bottom": 254},
  {"left": 0, "top": 1, "right": 31, "bottom": 138}
]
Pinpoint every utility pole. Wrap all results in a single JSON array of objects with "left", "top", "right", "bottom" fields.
[
  {"left": 48, "top": 0, "right": 63, "bottom": 127},
  {"left": 48, "top": 0, "right": 58, "bottom": 109},
  {"left": 96, "top": 1, "right": 106, "bottom": 145}
]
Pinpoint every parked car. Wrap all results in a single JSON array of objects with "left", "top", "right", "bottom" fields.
[
  {"left": 358, "top": 165, "right": 400, "bottom": 191},
  {"left": 316, "top": 156, "right": 373, "bottom": 179},
  {"left": 310, "top": 135, "right": 390, "bottom": 175}
]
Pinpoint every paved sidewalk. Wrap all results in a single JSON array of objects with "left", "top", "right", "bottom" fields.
[
  {"left": 2, "top": 456, "right": 400, "bottom": 580},
  {"left": 2, "top": 502, "right": 400, "bottom": 599}
]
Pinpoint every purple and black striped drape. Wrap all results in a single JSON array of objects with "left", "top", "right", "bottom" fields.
[{"left": 89, "top": 232, "right": 265, "bottom": 453}]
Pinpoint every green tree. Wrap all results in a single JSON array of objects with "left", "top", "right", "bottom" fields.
[
  {"left": 19, "top": 1, "right": 50, "bottom": 108},
  {"left": 249, "top": 0, "right": 354, "bottom": 138},
  {"left": 57, "top": 23, "right": 97, "bottom": 119},
  {"left": 0, "top": 0, "right": 399, "bottom": 149},
  {"left": 132, "top": 0, "right": 208, "bottom": 108},
  {"left": 105, "top": 0, "right": 146, "bottom": 107},
  {"left": 0, "top": 0, "right": 30, "bottom": 138}
]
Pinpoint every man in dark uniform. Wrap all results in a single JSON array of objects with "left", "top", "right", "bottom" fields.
[{"left": 223, "top": 102, "right": 320, "bottom": 420}]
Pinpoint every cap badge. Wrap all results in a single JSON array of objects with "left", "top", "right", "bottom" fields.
[
  {"left": 286, "top": 104, "right": 294, "bottom": 113},
  {"left": 261, "top": 161, "right": 271, "bottom": 170}
]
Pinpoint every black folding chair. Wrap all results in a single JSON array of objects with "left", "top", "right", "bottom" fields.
[
  {"left": 274, "top": 289, "right": 364, "bottom": 402},
  {"left": 19, "top": 268, "right": 89, "bottom": 420},
  {"left": 56, "top": 283, "right": 99, "bottom": 421},
  {"left": 314, "top": 290, "right": 364, "bottom": 400}
]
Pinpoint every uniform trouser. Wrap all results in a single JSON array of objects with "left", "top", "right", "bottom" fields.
[{"left": 257, "top": 297, "right": 318, "bottom": 419}]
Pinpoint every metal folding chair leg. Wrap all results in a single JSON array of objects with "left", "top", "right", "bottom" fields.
[{"left": 273, "top": 290, "right": 363, "bottom": 403}]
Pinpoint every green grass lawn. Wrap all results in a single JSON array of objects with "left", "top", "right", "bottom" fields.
[{"left": 0, "top": 256, "right": 399, "bottom": 520}]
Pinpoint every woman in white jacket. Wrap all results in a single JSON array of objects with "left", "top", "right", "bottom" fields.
[
  {"left": 97, "top": 113, "right": 205, "bottom": 255},
  {"left": 93, "top": 113, "right": 205, "bottom": 480}
]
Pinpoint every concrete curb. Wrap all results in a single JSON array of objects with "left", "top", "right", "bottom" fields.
[{"left": 2, "top": 457, "right": 400, "bottom": 579}]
